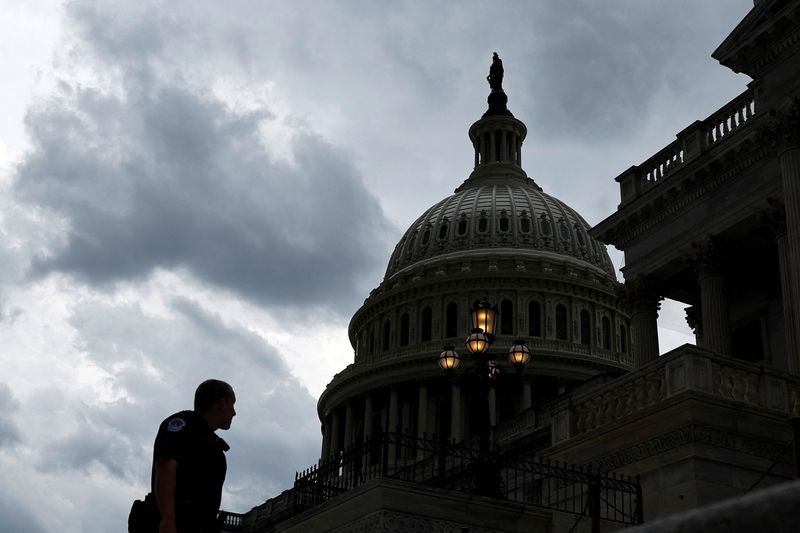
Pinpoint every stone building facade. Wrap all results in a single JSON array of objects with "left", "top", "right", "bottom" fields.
[{"left": 236, "top": 1, "right": 800, "bottom": 531}]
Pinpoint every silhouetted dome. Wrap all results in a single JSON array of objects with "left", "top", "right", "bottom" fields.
[{"left": 385, "top": 178, "right": 615, "bottom": 281}]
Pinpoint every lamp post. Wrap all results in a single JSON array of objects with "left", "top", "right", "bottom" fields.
[{"left": 437, "top": 298, "right": 532, "bottom": 497}]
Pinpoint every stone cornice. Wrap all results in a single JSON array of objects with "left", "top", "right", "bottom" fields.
[
  {"left": 590, "top": 422, "right": 792, "bottom": 473},
  {"left": 594, "top": 139, "right": 773, "bottom": 249}
]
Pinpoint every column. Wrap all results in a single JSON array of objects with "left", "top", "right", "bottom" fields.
[
  {"left": 450, "top": 384, "right": 462, "bottom": 441},
  {"left": 626, "top": 277, "right": 662, "bottom": 367},
  {"left": 685, "top": 305, "right": 704, "bottom": 348},
  {"left": 781, "top": 143, "right": 800, "bottom": 373},
  {"left": 693, "top": 239, "right": 732, "bottom": 357},
  {"left": 343, "top": 401, "right": 355, "bottom": 449},
  {"left": 321, "top": 416, "right": 332, "bottom": 460},
  {"left": 388, "top": 387, "right": 399, "bottom": 434},
  {"left": 521, "top": 377, "right": 532, "bottom": 410},
  {"left": 388, "top": 387, "right": 399, "bottom": 464},
  {"left": 488, "top": 388, "right": 497, "bottom": 427},
  {"left": 330, "top": 408, "right": 341, "bottom": 457},
  {"left": 363, "top": 394, "right": 373, "bottom": 442},
  {"left": 417, "top": 381, "right": 428, "bottom": 439},
  {"left": 765, "top": 199, "right": 799, "bottom": 373}
]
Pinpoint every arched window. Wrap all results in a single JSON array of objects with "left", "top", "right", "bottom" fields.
[
  {"left": 399, "top": 313, "right": 410, "bottom": 347},
  {"left": 500, "top": 299, "right": 513, "bottom": 335},
  {"left": 421, "top": 227, "right": 431, "bottom": 246},
  {"left": 620, "top": 324, "right": 627, "bottom": 354},
  {"left": 528, "top": 300, "right": 541, "bottom": 337},
  {"left": 446, "top": 302, "right": 458, "bottom": 338},
  {"left": 438, "top": 218, "right": 449, "bottom": 240},
  {"left": 499, "top": 211, "right": 510, "bottom": 232},
  {"left": 421, "top": 306, "right": 433, "bottom": 342},
  {"left": 602, "top": 316, "right": 611, "bottom": 350},
  {"left": 457, "top": 216, "right": 468, "bottom": 236},
  {"left": 382, "top": 320, "right": 391, "bottom": 351},
  {"left": 580, "top": 310, "right": 591, "bottom": 345},
  {"left": 555, "top": 304, "right": 567, "bottom": 340}
]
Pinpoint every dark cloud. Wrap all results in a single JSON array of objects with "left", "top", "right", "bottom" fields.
[
  {"left": 509, "top": 0, "right": 752, "bottom": 142},
  {"left": 0, "top": 384, "right": 20, "bottom": 448},
  {"left": 36, "top": 296, "right": 320, "bottom": 510},
  {"left": 14, "top": 2, "right": 392, "bottom": 313}
]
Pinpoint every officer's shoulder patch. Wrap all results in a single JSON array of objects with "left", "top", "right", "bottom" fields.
[{"left": 167, "top": 418, "right": 187, "bottom": 432}]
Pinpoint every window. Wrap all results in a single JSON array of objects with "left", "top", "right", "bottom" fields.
[
  {"left": 576, "top": 226, "right": 586, "bottom": 247},
  {"left": 382, "top": 320, "right": 391, "bottom": 351},
  {"left": 558, "top": 220, "right": 570, "bottom": 241},
  {"left": 457, "top": 216, "right": 468, "bottom": 236},
  {"left": 500, "top": 299, "right": 513, "bottom": 335},
  {"left": 528, "top": 300, "right": 541, "bottom": 337},
  {"left": 602, "top": 316, "right": 611, "bottom": 350},
  {"left": 478, "top": 216, "right": 489, "bottom": 233},
  {"left": 399, "top": 313, "right": 410, "bottom": 347},
  {"left": 446, "top": 302, "right": 458, "bottom": 338},
  {"left": 520, "top": 217, "right": 531, "bottom": 233},
  {"left": 580, "top": 310, "right": 590, "bottom": 345},
  {"left": 421, "top": 306, "right": 433, "bottom": 342},
  {"left": 421, "top": 227, "right": 431, "bottom": 246},
  {"left": 540, "top": 216, "right": 552, "bottom": 236},
  {"left": 438, "top": 218, "right": 449, "bottom": 240},
  {"left": 499, "top": 213, "right": 510, "bottom": 232},
  {"left": 555, "top": 304, "right": 567, "bottom": 340}
]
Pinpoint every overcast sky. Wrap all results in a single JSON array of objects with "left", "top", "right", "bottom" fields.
[{"left": 0, "top": 1, "right": 754, "bottom": 531}]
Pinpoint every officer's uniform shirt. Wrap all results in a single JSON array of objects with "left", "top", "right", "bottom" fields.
[{"left": 151, "top": 410, "right": 229, "bottom": 531}]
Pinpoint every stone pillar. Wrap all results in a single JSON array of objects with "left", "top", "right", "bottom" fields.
[
  {"left": 388, "top": 387, "right": 399, "bottom": 434},
  {"left": 330, "top": 408, "right": 341, "bottom": 457},
  {"left": 401, "top": 398, "right": 411, "bottom": 436},
  {"left": 693, "top": 239, "right": 732, "bottom": 357},
  {"left": 781, "top": 145, "right": 800, "bottom": 373},
  {"left": 321, "top": 416, "right": 332, "bottom": 460},
  {"left": 388, "top": 387, "right": 399, "bottom": 463},
  {"left": 625, "top": 278, "right": 662, "bottom": 367},
  {"left": 766, "top": 104, "right": 800, "bottom": 372},
  {"left": 343, "top": 401, "right": 355, "bottom": 449},
  {"left": 450, "top": 384, "right": 462, "bottom": 441},
  {"left": 685, "top": 305, "right": 704, "bottom": 348},
  {"left": 417, "top": 381, "right": 428, "bottom": 439},
  {"left": 363, "top": 394, "right": 373, "bottom": 442},
  {"left": 488, "top": 388, "right": 497, "bottom": 427},
  {"left": 521, "top": 377, "right": 532, "bottom": 410}
]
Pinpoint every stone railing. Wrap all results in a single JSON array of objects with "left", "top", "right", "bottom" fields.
[
  {"left": 616, "top": 89, "right": 757, "bottom": 205},
  {"left": 494, "top": 406, "right": 537, "bottom": 445},
  {"left": 550, "top": 344, "right": 800, "bottom": 444}
]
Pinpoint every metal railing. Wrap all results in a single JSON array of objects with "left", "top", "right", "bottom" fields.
[{"left": 293, "top": 431, "right": 643, "bottom": 525}]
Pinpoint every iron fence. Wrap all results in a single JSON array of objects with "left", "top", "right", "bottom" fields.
[{"left": 293, "top": 432, "right": 642, "bottom": 525}]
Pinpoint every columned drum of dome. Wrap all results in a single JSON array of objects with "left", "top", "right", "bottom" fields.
[{"left": 318, "top": 57, "right": 631, "bottom": 458}]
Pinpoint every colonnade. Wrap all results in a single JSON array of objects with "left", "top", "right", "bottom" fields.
[{"left": 320, "top": 377, "right": 534, "bottom": 460}]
